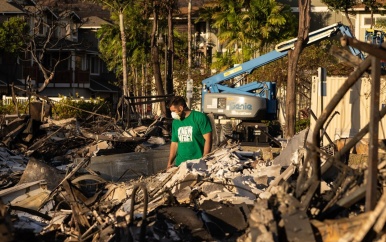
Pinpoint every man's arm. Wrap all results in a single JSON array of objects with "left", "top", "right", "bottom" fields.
[
  {"left": 202, "top": 132, "right": 212, "bottom": 156},
  {"left": 167, "top": 141, "right": 178, "bottom": 170}
]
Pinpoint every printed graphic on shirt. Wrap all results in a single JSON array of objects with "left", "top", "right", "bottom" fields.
[{"left": 178, "top": 126, "right": 193, "bottom": 142}]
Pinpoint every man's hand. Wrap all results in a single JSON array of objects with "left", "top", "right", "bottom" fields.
[
  {"left": 167, "top": 142, "right": 178, "bottom": 170},
  {"left": 166, "top": 163, "right": 173, "bottom": 170}
]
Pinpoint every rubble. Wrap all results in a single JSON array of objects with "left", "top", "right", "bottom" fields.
[{"left": 1, "top": 101, "right": 386, "bottom": 241}]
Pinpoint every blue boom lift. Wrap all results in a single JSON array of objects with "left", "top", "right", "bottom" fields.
[{"left": 201, "top": 23, "right": 365, "bottom": 144}]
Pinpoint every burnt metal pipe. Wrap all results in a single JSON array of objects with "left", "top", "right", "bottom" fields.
[
  {"left": 297, "top": 57, "right": 372, "bottom": 200},
  {"left": 129, "top": 183, "right": 149, "bottom": 242},
  {"left": 321, "top": 110, "right": 340, "bottom": 144},
  {"left": 308, "top": 108, "right": 336, "bottom": 146}
]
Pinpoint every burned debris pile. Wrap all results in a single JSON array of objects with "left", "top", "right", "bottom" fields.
[{"left": 0, "top": 111, "right": 386, "bottom": 241}]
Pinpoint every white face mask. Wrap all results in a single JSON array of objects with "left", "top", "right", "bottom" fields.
[{"left": 171, "top": 112, "right": 180, "bottom": 120}]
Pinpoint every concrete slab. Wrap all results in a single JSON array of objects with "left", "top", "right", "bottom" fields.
[
  {"left": 89, "top": 144, "right": 170, "bottom": 182},
  {"left": 272, "top": 129, "right": 308, "bottom": 167}
]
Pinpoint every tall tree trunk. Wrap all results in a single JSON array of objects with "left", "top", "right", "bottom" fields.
[
  {"left": 166, "top": 0, "right": 174, "bottom": 96},
  {"left": 285, "top": 0, "right": 311, "bottom": 138},
  {"left": 187, "top": 0, "right": 192, "bottom": 108},
  {"left": 344, "top": 10, "right": 354, "bottom": 35},
  {"left": 370, "top": 9, "right": 374, "bottom": 29},
  {"left": 119, "top": 11, "right": 128, "bottom": 97},
  {"left": 151, "top": 3, "right": 166, "bottom": 115}
]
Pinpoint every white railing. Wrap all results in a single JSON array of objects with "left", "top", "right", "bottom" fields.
[{"left": 2, "top": 95, "right": 95, "bottom": 105}]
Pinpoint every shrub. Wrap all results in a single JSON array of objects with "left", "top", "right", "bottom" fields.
[
  {"left": 0, "top": 96, "right": 112, "bottom": 120},
  {"left": 295, "top": 118, "right": 310, "bottom": 133},
  {"left": 51, "top": 96, "right": 112, "bottom": 120}
]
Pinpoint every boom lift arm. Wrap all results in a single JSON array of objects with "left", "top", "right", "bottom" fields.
[{"left": 201, "top": 23, "right": 364, "bottom": 120}]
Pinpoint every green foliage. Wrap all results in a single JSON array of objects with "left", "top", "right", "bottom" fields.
[
  {"left": 375, "top": 18, "right": 386, "bottom": 29},
  {"left": 321, "top": 0, "right": 357, "bottom": 12},
  {"left": 362, "top": 0, "right": 382, "bottom": 11},
  {"left": 51, "top": 96, "right": 111, "bottom": 120},
  {"left": 251, "top": 39, "right": 355, "bottom": 87},
  {"left": 211, "top": 51, "right": 235, "bottom": 71},
  {"left": 295, "top": 118, "right": 310, "bottom": 133},
  {"left": 96, "top": 0, "right": 151, "bottom": 80},
  {"left": 0, "top": 17, "right": 29, "bottom": 53},
  {"left": 198, "top": 0, "right": 296, "bottom": 71},
  {"left": 0, "top": 100, "right": 29, "bottom": 115},
  {"left": 0, "top": 97, "right": 111, "bottom": 120}
]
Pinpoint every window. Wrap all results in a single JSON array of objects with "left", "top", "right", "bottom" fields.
[
  {"left": 63, "top": 23, "right": 78, "bottom": 40},
  {"left": 56, "top": 21, "right": 66, "bottom": 38},
  {"left": 364, "top": 17, "right": 372, "bottom": 26},
  {"left": 71, "top": 23, "right": 78, "bottom": 40},
  {"left": 89, "top": 55, "right": 100, "bottom": 75},
  {"left": 362, "top": 15, "right": 386, "bottom": 29},
  {"left": 34, "top": 16, "right": 47, "bottom": 36}
]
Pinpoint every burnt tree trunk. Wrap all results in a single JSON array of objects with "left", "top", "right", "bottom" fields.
[
  {"left": 285, "top": 0, "right": 311, "bottom": 138},
  {"left": 344, "top": 10, "right": 354, "bottom": 35},
  {"left": 119, "top": 10, "right": 128, "bottom": 97},
  {"left": 151, "top": 2, "right": 166, "bottom": 115},
  {"left": 166, "top": 0, "right": 175, "bottom": 96}
]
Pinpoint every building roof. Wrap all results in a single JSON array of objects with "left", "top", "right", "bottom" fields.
[
  {"left": 80, "top": 16, "right": 111, "bottom": 29},
  {"left": 176, "top": 0, "right": 218, "bottom": 18},
  {"left": 0, "top": 0, "right": 25, "bottom": 14},
  {"left": 90, "top": 79, "right": 119, "bottom": 93},
  {"left": 354, "top": 0, "right": 386, "bottom": 9}
]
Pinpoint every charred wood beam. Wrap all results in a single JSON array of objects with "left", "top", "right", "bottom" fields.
[
  {"left": 300, "top": 181, "right": 320, "bottom": 212},
  {"left": 26, "top": 121, "right": 71, "bottom": 156},
  {"left": 10, "top": 205, "right": 52, "bottom": 220},
  {"left": 319, "top": 185, "right": 366, "bottom": 220},
  {"left": 61, "top": 180, "right": 91, "bottom": 235},
  {"left": 367, "top": 56, "right": 381, "bottom": 211},
  {"left": 39, "top": 157, "right": 90, "bottom": 210},
  {"left": 320, "top": 172, "right": 359, "bottom": 215},
  {"left": 297, "top": 57, "right": 371, "bottom": 204},
  {"left": 2, "top": 122, "right": 26, "bottom": 147},
  {"left": 85, "top": 101, "right": 107, "bottom": 121}
]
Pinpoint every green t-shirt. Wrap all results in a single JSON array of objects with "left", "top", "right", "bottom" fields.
[{"left": 171, "top": 110, "right": 212, "bottom": 166}]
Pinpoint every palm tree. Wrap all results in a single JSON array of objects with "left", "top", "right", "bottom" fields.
[
  {"left": 321, "top": 0, "right": 357, "bottom": 32},
  {"left": 243, "top": 0, "right": 296, "bottom": 50},
  {"left": 86, "top": 0, "right": 133, "bottom": 97},
  {"left": 199, "top": 0, "right": 295, "bottom": 70}
]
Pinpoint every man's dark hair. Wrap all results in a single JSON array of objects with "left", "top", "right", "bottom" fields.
[{"left": 169, "top": 96, "right": 188, "bottom": 108}]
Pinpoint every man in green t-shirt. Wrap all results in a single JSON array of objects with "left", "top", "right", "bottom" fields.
[{"left": 166, "top": 96, "right": 212, "bottom": 169}]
